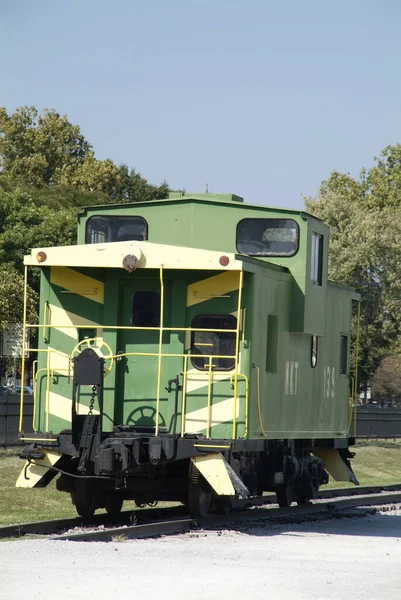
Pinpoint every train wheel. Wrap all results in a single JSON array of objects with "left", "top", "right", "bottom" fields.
[
  {"left": 215, "top": 495, "right": 233, "bottom": 515},
  {"left": 275, "top": 483, "right": 294, "bottom": 508},
  {"left": 295, "top": 492, "right": 311, "bottom": 506},
  {"left": 105, "top": 495, "right": 124, "bottom": 517},
  {"left": 188, "top": 463, "right": 212, "bottom": 518},
  {"left": 71, "top": 480, "right": 97, "bottom": 519},
  {"left": 295, "top": 479, "right": 318, "bottom": 506}
]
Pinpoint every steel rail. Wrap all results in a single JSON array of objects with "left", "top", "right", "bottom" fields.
[
  {"left": 55, "top": 517, "right": 193, "bottom": 542},
  {"left": 1, "top": 484, "right": 401, "bottom": 541},
  {"left": 53, "top": 490, "right": 401, "bottom": 541}
]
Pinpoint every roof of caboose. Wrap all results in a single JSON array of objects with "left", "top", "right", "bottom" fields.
[{"left": 77, "top": 192, "right": 322, "bottom": 222}]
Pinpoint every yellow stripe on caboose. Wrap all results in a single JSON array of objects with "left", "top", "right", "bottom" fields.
[
  {"left": 186, "top": 271, "right": 240, "bottom": 307},
  {"left": 49, "top": 390, "right": 99, "bottom": 422},
  {"left": 49, "top": 304, "right": 101, "bottom": 340},
  {"left": 50, "top": 267, "right": 104, "bottom": 304}
]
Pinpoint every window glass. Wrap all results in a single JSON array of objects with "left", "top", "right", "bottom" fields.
[
  {"left": 311, "top": 335, "right": 318, "bottom": 368},
  {"left": 191, "top": 315, "right": 237, "bottom": 371},
  {"left": 237, "top": 218, "right": 299, "bottom": 256},
  {"left": 132, "top": 291, "right": 160, "bottom": 327},
  {"left": 86, "top": 216, "right": 148, "bottom": 244},
  {"left": 310, "top": 232, "right": 323, "bottom": 285},
  {"left": 340, "top": 335, "right": 348, "bottom": 375}
]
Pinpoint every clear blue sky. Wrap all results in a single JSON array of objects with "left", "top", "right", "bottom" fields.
[{"left": 1, "top": 0, "right": 401, "bottom": 209}]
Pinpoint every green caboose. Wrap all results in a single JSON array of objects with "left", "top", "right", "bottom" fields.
[{"left": 17, "top": 193, "right": 359, "bottom": 517}]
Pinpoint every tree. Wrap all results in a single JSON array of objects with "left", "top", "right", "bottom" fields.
[
  {"left": 372, "top": 355, "right": 401, "bottom": 406},
  {"left": 0, "top": 106, "right": 171, "bottom": 334},
  {"left": 0, "top": 264, "right": 38, "bottom": 330},
  {"left": 0, "top": 106, "right": 169, "bottom": 203},
  {"left": 305, "top": 149, "right": 401, "bottom": 392},
  {"left": 0, "top": 107, "right": 90, "bottom": 186},
  {"left": 0, "top": 186, "right": 77, "bottom": 273}
]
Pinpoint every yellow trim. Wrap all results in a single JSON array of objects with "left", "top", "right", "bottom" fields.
[
  {"left": 353, "top": 301, "right": 360, "bottom": 436},
  {"left": 187, "top": 271, "right": 241, "bottom": 307},
  {"left": 313, "top": 449, "right": 357, "bottom": 483},
  {"left": 206, "top": 358, "right": 213, "bottom": 438},
  {"left": 255, "top": 366, "right": 268, "bottom": 437},
  {"left": 19, "top": 438, "right": 58, "bottom": 442},
  {"left": 184, "top": 396, "right": 240, "bottom": 434},
  {"left": 181, "top": 355, "right": 189, "bottom": 437},
  {"left": 32, "top": 360, "right": 38, "bottom": 432},
  {"left": 19, "top": 266, "right": 28, "bottom": 432},
  {"left": 191, "top": 453, "right": 235, "bottom": 496},
  {"left": 25, "top": 241, "right": 244, "bottom": 272},
  {"left": 155, "top": 265, "right": 164, "bottom": 437},
  {"left": 231, "top": 372, "right": 249, "bottom": 438},
  {"left": 232, "top": 270, "right": 243, "bottom": 438},
  {"left": 70, "top": 337, "right": 114, "bottom": 376},
  {"left": 16, "top": 450, "right": 62, "bottom": 488},
  {"left": 50, "top": 267, "right": 104, "bottom": 304},
  {"left": 49, "top": 304, "right": 100, "bottom": 340},
  {"left": 194, "top": 444, "right": 231, "bottom": 449}
]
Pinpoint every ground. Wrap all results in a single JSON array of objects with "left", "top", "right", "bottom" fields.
[{"left": 0, "top": 507, "right": 400, "bottom": 600}]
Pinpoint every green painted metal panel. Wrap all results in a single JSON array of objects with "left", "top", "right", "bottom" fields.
[
  {"left": 246, "top": 268, "right": 353, "bottom": 440},
  {"left": 76, "top": 195, "right": 329, "bottom": 335}
]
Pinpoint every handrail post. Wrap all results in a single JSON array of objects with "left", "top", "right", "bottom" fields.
[
  {"left": 19, "top": 266, "right": 29, "bottom": 432},
  {"left": 232, "top": 269, "right": 243, "bottom": 439},
  {"left": 155, "top": 265, "right": 164, "bottom": 437}
]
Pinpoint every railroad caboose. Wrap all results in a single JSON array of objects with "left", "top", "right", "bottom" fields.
[{"left": 17, "top": 193, "right": 359, "bottom": 517}]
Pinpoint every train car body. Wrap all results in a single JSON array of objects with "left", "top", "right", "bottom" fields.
[{"left": 17, "top": 194, "right": 359, "bottom": 517}]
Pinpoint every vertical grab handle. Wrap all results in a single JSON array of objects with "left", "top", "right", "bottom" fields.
[{"left": 43, "top": 301, "right": 51, "bottom": 344}]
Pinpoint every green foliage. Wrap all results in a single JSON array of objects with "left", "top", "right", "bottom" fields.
[
  {"left": 306, "top": 146, "right": 401, "bottom": 390},
  {"left": 0, "top": 265, "right": 38, "bottom": 330},
  {"left": 0, "top": 106, "right": 169, "bottom": 202},
  {"left": 372, "top": 355, "right": 401, "bottom": 405},
  {"left": 0, "top": 106, "right": 90, "bottom": 186},
  {"left": 0, "top": 186, "right": 77, "bottom": 272},
  {"left": 0, "top": 106, "right": 170, "bottom": 330}
]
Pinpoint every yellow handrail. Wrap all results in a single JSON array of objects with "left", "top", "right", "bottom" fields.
[
  {"left": 255, "top": 366, "right": 268, "bottom": 437},
  {"left": 19, "top": 266, "right": 28, "bottom": 432},
  {"left": 230, "top": 372, "right": 249, "bottom": 438},
  {"left": 155, "top": 265, "right": 164, "bottom": 437},
  {"left": 32, "top": 360, "right": 38, "bottom": 431},
  {"left": 232, "top": 269, "right": 243, "bottom": 438},
  {"left": 181, "top": 355, "right": 189, "bottom": 437},
  {"left": 353, "top": 301, "right": 361, "bottom": 437},
  {"left": 20, "top": 268, "right": 246, "bottom": 440}
]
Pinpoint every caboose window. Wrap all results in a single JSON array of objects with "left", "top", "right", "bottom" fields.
[
  {"left": 310, "top": 232, "right": 323, "bottom": 285},
  {"left": 131, "top": 291, "right": 160, "bottom": 327},
  {"left": 340, "top": 335, "right": 348, "bottom": 375},
  {"left": 236, "top": 218, "right": 299, "bottom": 257},
  {"left": 191, "top": 314, "right": 237, "bottom": 371},
  {"left": 86, "top": 216, "right": 148, "bottom": 244}
]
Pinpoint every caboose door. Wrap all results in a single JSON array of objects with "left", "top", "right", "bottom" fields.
[{"left": 116, "top": 277, "right": 183, "bottom": 433}]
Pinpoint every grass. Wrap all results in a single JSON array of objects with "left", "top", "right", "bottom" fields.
[
  {"left": 325, "top": 439, "right": 401, "bottom": 488},
  {"left": 0, "top": 449, "right": 78, "bottom": 526},
  {"left": 1, "top": 441, "right": 401, "bottom": 526}
]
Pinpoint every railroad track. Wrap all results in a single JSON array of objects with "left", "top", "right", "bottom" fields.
[{"left": 1, "top": 484, "right": 401, "bottom": 542}]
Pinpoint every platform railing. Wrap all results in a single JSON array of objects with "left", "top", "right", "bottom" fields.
[{"left": 20, "top": 266, "right": 246, "bottom": 441}]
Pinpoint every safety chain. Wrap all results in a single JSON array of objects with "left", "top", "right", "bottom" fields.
[{"left": 88, "top": 385, "right": 97, "bottom": 415}]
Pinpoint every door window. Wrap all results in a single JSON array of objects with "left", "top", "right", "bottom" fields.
[{"left": 191, "top": 314, "right": 237, "bottom": 371}]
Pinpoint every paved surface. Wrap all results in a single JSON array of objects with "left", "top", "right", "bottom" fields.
[{"left": 1, "top": 507, "right": 400, "bottom": 600}]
